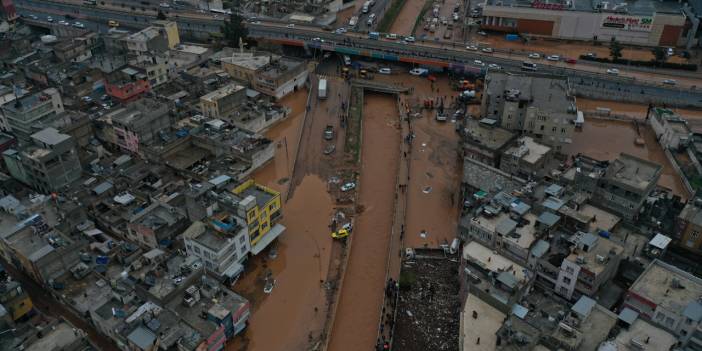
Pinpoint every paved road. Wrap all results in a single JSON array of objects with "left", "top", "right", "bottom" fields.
[
  {"left": 1, "top": 261, "right": 119, "bottom": 351},
  {"left": 248, "top": 22, "right": 702, "bottom": 108}
]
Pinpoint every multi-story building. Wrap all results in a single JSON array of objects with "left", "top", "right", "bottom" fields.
[
  {"left": 461, "top": 118, "right": 516, "bottom": 168},
  {"left": 538, "top": 231, "right": 623, "bottom": 301},
  {"left": 593, "top": 153, "right": 662, "bottom": 221},
  {"left": 220, "top": 51, "right": 272, "bottom": 85},
  {"left": 182, "top": 214, "right": 250, "bottom": 283},
  {"left": 98, "top": 98, "right": 171, "bottom": 154},
  {"left": 0, "top": 214, "right": 83, "bottom": 286},
  {"left": 0, "top": 279, "right": 33, "bottom": 322},
  {"left": 152, "top": 20, "right": 180, "bottom": 49},
  {"left": 230, "top": 180, "right": 285, "bottom": 255},
  {"left": 676, "top": 199, "right": 702, "bottom": 254},
  {"left": 481, "top": 72, "right": 577, "bottom": 151},
  {"left": 105, "top": 65, "right": 152, "bottom": 103},
  {"left": 649, "top": 107, "right": 692, "bottom": 151},
  {"left": 2, "top": 127, "right": 81, "bottom": 193},
  {"left": 253, "top": 57, "right": 309, "bottom": 99},
  {"left": 199, "top": 83, "right": 247, "bottom": 119},
  {"left": 122, "top": 26, "right": 169, "bottom": 54},
  {"left": 623, "top": 259, "right": 702, "bottom": 346},
  {"left": 129, "top": 53, "right": 170, "bottom": 87},
  {"left": 127, "top": 201, "right": 188, "bottom": 249},
  {"left": 500, "top": 136, "right": 553, "bottom": 179},
  {"left": 0, "top": 88, "right": 64, "bottom": 142}
]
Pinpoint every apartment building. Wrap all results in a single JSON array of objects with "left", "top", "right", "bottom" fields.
[
  {"left": 593, "top": 153, "right": 662, "bottom": 221},
  {"left": 500, "top": 136, "right": 553, "bottom": 179},
  {"left": 230, "top": 180, "right": 285, "bottom": 255},
  {"left": 199, "top": 83, "right": 247, "bottom": 119},
  {"left": 461, "top": 118, "right": 516, "bottom": 168},
  {"left": 127, "top": 201, "right": 188, "bottom": 249},
  {"left": 649, "top": 107, "right": 692, "bottom": 151},
  {"left": 481, "top": 72, "right": 577, "bottom": 151},
  {"left": 182, "top": 215, "right": 250, "bottom": 283},
  {"left": 676, "top": 199, "right": 702, "bottom": 255},
  {"left": 0, "top": 88, "right": 64, "bottom": 142},
  {"left": 105, "top": 65, "right": 152, "bottom": 103},
  {"left": 253, "top": 57, "right": 308, "bottom": 99},
  {"left": 98, "top": 98, "right": 171, "bottom": 154},
  {"left": 2, "top": 127, "right": 81, "bottom": 193}
]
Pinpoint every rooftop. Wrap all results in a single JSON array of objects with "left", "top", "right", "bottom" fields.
[
  {"left": 220, "top": 52, "right": 274, "bottom": 71},
  {"left": 485, "top": 72, "right": 575, "bottom": 121},
  {"left": 463, "top": 241, "right": 527, "bottom": 282},
  {"left": 503, "top": 136, "right": 551, "bottom": 165},
  {"left": 613, "top": 318, "right": 677, "bottom": 351},
  {"left": 508, "top": 213, "right": 538, "bottom": 250},
  {"left": 182, "top": 218, "right": 244, "bottom": 252},
  {"left": 461, "top": 294, "right": 505, "bottom": 351},
  {"left": 2, "top": 88, "right": 58, "bottom": 114},
  {"left": 462, "top": 157, "right": 527, "bottom": 194},
  {"left": 30, "top": 127, "right": 70, "bottom": 146},
  {"left": 566, "top": 232, "right": 624, "bottom": 275},
  {"left": 580, "top": 204, "right": 620, "bottom": 232},
  {"left": 630, "top": 259, "right": 702, "bottom": 313},
  {"left": 463, "top": 118, "right": 515, "bottom": 151},
  {"left": 604, "top": 153, "right": 662, "bottom": 192},
  {"left": 258, "top": 57, "right": 305, "bottom": 80},
  {"left": 24, "top": 320, "right": 86, "bottom": 351},
  {"left": 103, "top": 98, "right": 169, "bottom": 127},
  {"left": 200, "top": 83, "right": 245, "bottom": 103}
]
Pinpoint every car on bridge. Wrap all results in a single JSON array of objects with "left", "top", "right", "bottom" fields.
[{"left": 606, "top": 68, "right": 620, "bottom": 75}]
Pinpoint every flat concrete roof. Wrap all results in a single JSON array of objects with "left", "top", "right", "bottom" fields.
[
  {"left": 566, "top": 234, "right": 623, "bottom": 275},
  {"left": 463, "top": 241, "right": 527, "bottom": 282},
  {"left": 463, "top": 118, "right": 515, "bottom": 151},
  {"left": 199, "top": 83, "right": 245, "bottom": 103},
  {"left": 461, "top": 294, "right": 505, "bottom": 351},
  {"left": 508, "top": 213, "right": 538, "bottom": 249},
  {"left": 25, "top": 321, "right": 84, "bottom": 351},
  {"left": 504, "top": 136, "right": 551, "bottom": 165},
  {"left": 604, "top": 153, "right": 662, "bottom": 192},
  {"left": 580, "top": 204, "right": 620, "bottom": 232},
  {"left": 614, "top": 319, "right": 677, "bottom": 351},
  {"left": 630, "top": 260, "right": 702, "bottom": 313}
]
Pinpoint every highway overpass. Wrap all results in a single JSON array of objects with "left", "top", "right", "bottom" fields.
[
  {"left": 15, "top": 0, "right": 223, "bottom": 39},
  {"left": 248, "top": 22, "right": 702, "bottom": 108}
]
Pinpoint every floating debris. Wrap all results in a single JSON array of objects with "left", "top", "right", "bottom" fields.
[
  {"left": 420, "top": 230, "right": 428, "bottom": 239},
  {"left": 422, "top": 186, "right": 432, "bottom": 194}
]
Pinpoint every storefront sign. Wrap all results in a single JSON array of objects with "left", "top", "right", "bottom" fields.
[
  {"left": 531, "top": 1, "right": 565, "bottom": 10},
  {"left": 601, "top": 15, "right": 653, "bottom": 32}
]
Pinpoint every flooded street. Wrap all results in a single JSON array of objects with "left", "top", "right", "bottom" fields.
[
  {"left": 328, "top": 93, "right": 401, "bottom": 351},
  {"left": 228, "top": 88, "right": 336, "bottom": 351},
  {"left": 389, "top": 0, "right": 425, "bottom": 36}
]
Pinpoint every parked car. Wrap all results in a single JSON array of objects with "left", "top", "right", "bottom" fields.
[
  {"left": 59, "top": 20, "right": 70, "bottom": 26},
  {"left": 481, "top": 47, "right": 493, "bottom": 53},
  {"left": 528, "top": 53, "right": 541, "bottom": 59},
  {"left": 378, "top": 68, "right": 391, "bottom": 74},
  {"left": 477, "top": 31, "right": 487, "bottom": 36},
  {"left": 409, "top": 68, "right": 429, "bottom": 76},
  {"left": 385, "top": 33, "right": 398, "bottom": 40},
  {"left": 323, "top": 125, "right": 334, "bottom": 140},
  {"left": 488, "top": 63, "right": 501, "bottom": 70},
  {"left": 473, "top": 60, "right": 484, "bottom": 66},
  {"left": 546, "top": 55, "right": 560, "bottom": 61},
  {"left": 404, "top": 36, "right": 415, "bottom": 42},
  {"left": 46, "top": 16, "right": 53, "bottom": 22},
  {"left": 585, "top": 52, "right": 597, "bottom": 58},
  {"left": 565, "top": 58, "right": 577, "bottom": 64},
  {"left": 465, "top": 45, "right": 478, "bottom": 51},
  {"left": 606, "top": 68, "right": 620, "bottom": 75},
  {"left": 341, "top": 182, "right": 356, "bottom": 192},
  {"left": 286, "top": 23, "right": 295, "bottom": 28},
  {"left": 73, "top": 21, "right": 85, "bottom": 28},
  {"left": 662, "top": 79, "right": 677, "bottom": 85}
]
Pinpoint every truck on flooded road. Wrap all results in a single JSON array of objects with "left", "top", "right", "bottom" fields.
[{"left": 318, "top": 79, "right": 328, "bottom": 99}]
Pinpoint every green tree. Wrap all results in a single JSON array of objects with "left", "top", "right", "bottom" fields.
[
  {"left": 609, "top": 38, "right": 623, "bottom": 61},
  {"left": 652, "top": 47, "right": 668, "bottom": 63},
  {"left": 221, "top": 11, "right": 248, "bottom": 48}
]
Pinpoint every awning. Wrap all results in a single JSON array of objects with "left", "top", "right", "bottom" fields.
[
  {"left": 221, "top": 260, "right": 244, "bottom": 279},
  {"left": 250, "top": 224, "right": 285, "bottom": 255}
]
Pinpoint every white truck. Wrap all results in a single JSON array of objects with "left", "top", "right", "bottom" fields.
[
  {"left": 318, "top": 79, "right": 328, "bottom": 99},
  {"left": 362, "top": 1, "right": 370, "bottom": 13}
]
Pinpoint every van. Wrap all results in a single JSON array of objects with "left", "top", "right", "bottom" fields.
[{"left": 521, "top": 61, "right": 537, "bottom": 71}]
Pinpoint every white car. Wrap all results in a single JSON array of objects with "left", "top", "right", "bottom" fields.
[
  {"left": 662, "top": 79, "right": 677, "bottom": 85},
  {"left": 378, "top": 68, "right": 391, "bottom": 74},
  {"left": 409, "top": 68, "right": 428, "bottom": 76},
  {"left": 606, "top": 68, "right": 620, "bottom": 75},
  {"left": 477, "top": 31, "right": 487, "bottom": 36},
  {"left": 473, "top": 60, "right": 484, "bottom": 66},
  {"left": 341, "top": 182, "right": 356, "bottom": 192},
  {"left": 312, "top": 37, "right": 321, "bottom": 41},
  {"left": 46, "top": 16, "right": 53, "bottom": 22},
  {"left": 465, "top": 45, "right": 478, "bottom": 51},
  {"left": 73, "top": 22, "right": 85, "bottom": 28},
  {"left": 335, "top": 27, "right": 347, "bottom": 34},
  {"left": 481, "top": 47, "right": 493, "bottom": 53},
  {"left": 528, "top": 53, "right": 541, "bottom": 59},
  {"left": 488, "top": 64, "right": 501, "bottom": 70},
  {"left": 286, "top": 23, "right": 295, "bottom": 28},
  {"left": 59, "top": 20, "right": 69, "bottom": 26},
  {"left": 546, "top": 55, "right": 560, "bottom": 61},
  {"left": 385, "top": 33, "right": 398, "bottom": 40},
  {"left": 404, "top": 36, "right": 415, "bottom": 42}
]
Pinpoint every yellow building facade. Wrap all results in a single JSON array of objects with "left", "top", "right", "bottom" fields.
[{"left": 231, "top": 180, "right": 282, "bottom": 249}]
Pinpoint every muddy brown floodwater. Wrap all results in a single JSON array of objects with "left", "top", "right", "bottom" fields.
[
  {"left": 389, "top": 0, "right": 426, "bottom": 36},
  {"left": 328, "top": 93, "right": 401, "bottom": 351},
  {"left": 228, "top": 88, "right": 336, "bottom": 351}
]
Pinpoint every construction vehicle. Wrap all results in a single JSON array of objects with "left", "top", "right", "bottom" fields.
[{"left": 331, "top": 228, "right": 349, "bottom": 239}]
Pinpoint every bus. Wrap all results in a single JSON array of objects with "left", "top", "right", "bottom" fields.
[
  {"left": 521, "top": 61, "right": 537, "bottom": 71},
  {"left": 368, "top": 31, "right": 380, "bottom": 40}
]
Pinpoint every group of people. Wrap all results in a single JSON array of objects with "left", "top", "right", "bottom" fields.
[{"left": 376, "top": 277, "right": 400, "bottom": 350}]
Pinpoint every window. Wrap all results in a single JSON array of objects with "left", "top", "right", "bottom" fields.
[
  {"left": 562, "top": 277, "right": 571, "bottom": 284},
  {"left": 239, "top": 235, "right": 246, "bottom": 244},
  {"left": 552, "top": 127, "right": 556, "bottom": 132},
  {"left": 240, "top": 245, "right": 247, "bottom": 254},
  {"left": 193, "top": 246, "right": 201, "bottom": 254},
  {"left": 540, "top": 125, "right": 544, "bottom": 131}
]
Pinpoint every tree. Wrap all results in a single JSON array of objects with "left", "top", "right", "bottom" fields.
[
  {"left": 609, "top": 38, "right": 623, "bottom": 61},
  {"left": 222, "top": 11, "right": 248, "bottom": 48},
  {"left": 652, "top": 47, "right": 668, "bottom": 64},
  {"left": 157, "top": 10, "right": 167, "bottom": 20}
]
